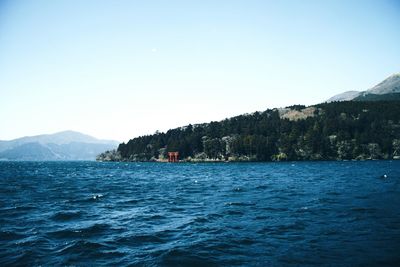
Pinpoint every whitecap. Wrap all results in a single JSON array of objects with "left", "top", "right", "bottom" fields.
[{"left": 92, "top": 194, "right": 103, "bottom": 200}]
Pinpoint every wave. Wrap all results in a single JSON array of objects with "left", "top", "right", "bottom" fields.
[
  {"left": 47, "top": 223, "right": 111, "bottom": 239},
  {"left": 50, "top": 210, "right": 83, "bottom": 221}
]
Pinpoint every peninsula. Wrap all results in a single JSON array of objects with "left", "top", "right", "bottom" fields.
[
  {"left": 97, "top": 100, "right": 400, "bottom": 162},
  {"left": 97, "top": 73, "right": 400, "bottom": 162}
]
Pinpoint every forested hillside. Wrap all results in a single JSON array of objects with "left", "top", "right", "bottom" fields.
[{"left": 98, "top": 101, "right": 400, "bottom": 162}]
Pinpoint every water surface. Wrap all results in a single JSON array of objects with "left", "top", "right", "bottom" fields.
[{"left": 0, "top": 161, "right": 399, "bottom": 266}]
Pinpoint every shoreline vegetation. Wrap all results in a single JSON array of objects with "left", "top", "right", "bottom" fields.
[
  {"left": 97, "top": 101, "right": 400, "bottom": 162},
  {"left": 96, "top": 151, "right": 399, "bottom": 163}
]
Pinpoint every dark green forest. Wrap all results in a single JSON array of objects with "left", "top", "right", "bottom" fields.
[{"left": 98, "top": 101, "right": 400, "bottom": 161}]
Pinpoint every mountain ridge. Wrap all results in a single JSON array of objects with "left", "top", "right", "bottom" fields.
[{"left": 327, "top": 73, "right": 400, "bottom": 102}]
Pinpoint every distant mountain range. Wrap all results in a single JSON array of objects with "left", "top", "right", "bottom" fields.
[
  {"left": 0, "top": 131, "right": 119, "bottom": 161},
  {"left": 327, "top": 73, "right": 400, "bottom": 102}
]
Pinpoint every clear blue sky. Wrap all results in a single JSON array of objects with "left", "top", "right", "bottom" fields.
[{"left": 1, "top": 0, "right": 399, "bottom": 141}]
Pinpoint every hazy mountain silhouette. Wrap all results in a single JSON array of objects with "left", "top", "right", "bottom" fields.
[{"left": 0, "top": 131, "right": 119, "bottom": 161}]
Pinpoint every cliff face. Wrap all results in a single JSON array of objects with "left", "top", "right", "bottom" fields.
[{"left": 98, "top": 101, "right": 400, "bottom": 162}]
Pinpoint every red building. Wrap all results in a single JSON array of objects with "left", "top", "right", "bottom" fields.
[{"left": 168, "top": 152, "right": 179, "bottom": 162}]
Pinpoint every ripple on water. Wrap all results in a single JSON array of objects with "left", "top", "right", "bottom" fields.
[
  {"left": 48, "top": 223, "right": 112, "bottom": 239},
  {"left": 56, "top": 240, "right": 126, "bottom": 264},
  {"left": 50, "top": 211, "right": 83, "bottom": 221},
  {"left": 158, "top": 247, "right": 220, "bottom": 267},
  {"left": 0, "top": 230, "right": 26, "bottom": 241}
]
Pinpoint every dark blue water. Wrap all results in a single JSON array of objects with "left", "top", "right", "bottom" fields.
[{"left": 0, "top": 161, "right": 400, "bottom": 266}]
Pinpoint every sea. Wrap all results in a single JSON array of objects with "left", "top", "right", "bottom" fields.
[{"left": 0, "top": 161, "right": 399, "bottom": 266}]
